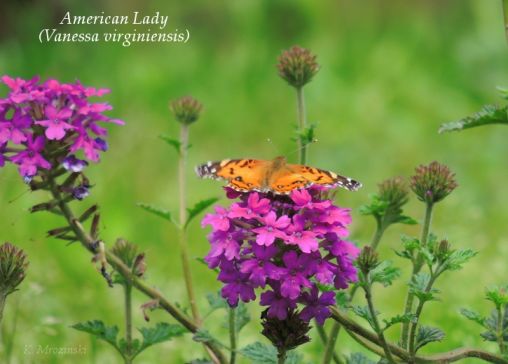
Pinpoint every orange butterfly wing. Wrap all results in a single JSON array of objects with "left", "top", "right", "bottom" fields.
[{"left": 195, "top": 159, "right": 269, "bottom": 192}]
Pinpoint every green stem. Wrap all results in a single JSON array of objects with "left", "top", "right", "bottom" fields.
[
  {"left": 322, "top": 221, "right": 386, "bottom": 364},
  {"left": 321, "top": 323, "right": 345, "bottom": 364},
  {"left": 0, "top": 293, "right": 6, "bottom": 328},
  {"left": 401, "top": 202, "right": 434, "bottom": 349},
  {"left": 497, "top": 305, "right": 506, "bottom": 354},
  {"left": 45, "top": 174, "right": 227, "bottom": 364},
  {"left": 503, "top": 0, "right": 508, "bottom": 42},
  {"left": 296, "top": 86, "right": 307, "bottom": 164},
  {"left": 178, "top": 123, "right": 201, "bottom": 324},
  {"left": 124, "top": 283, "right": 133, "bottom": 363},
  {"left": 229, "top": 308, "right": 237, "bottom": 364},
  {"left": 277, "top": 350, "right": 287, "bottom": 364},
  {"left": 364, "top": 285, "right": 396, "bottom": 363}
]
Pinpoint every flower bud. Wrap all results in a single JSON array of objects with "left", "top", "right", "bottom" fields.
[
  {"left": 169, "top": 96, "right": 203, "bottom": 125},
  {"left": 357, "top": 246, "right": 379, "bottom": 275},
  {"left": 0, "top": 242, "right": 28, "bottom": 296},
  {"left": 378, "top": 176, "right": 409, "bottom": 212},
  {"left": 277, "top": 46, "right": 319, "bottom": 88},
  {"left": 261, "top": 309, "right": 311, "bottom": 353},
  {"left": 410, "top": 161, "right": 457, "bottom": 204},
  {"left": 111, "top": 239, "right": 138, "bottom": 268}
]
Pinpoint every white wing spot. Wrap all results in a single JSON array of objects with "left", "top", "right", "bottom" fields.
[{"left": 220, "top": 159, "right": 231, "bottom": 167}]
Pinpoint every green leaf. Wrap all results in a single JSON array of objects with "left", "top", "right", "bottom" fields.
[
  {"left": 71, "top": 320, "right": 119, "bottom": 350},
  {"left": 233, "top": 303, "right": 250, "bottom": 333},
  {"left": 185, "top": 198, "right": 219, "bottom": 229},
  {"left": 351, "top": 305, "right": 377, "bottom": 329},
  {"left": 347, "top": 353, "right": 376, "bottom": 364},
  {"left": 460, "top": 308, "right": 487, "bottom": 328},
  {"left": 206, "top": 291, "right": 228, "bottom": 311},
  {"left": 393, "top": 215, "right": 418, "bottom": 225},
  {"left": 497, "top": 86, "right": 508, "bottom": 100},
  {"left": 137, "top": 203, "right": 175, "bottom": 224},
  {"left": 335, "top": 291, "right": 349, "bottom": 309},
  {"left": 369, "top": 261, "right": 400, "bottom": 287},
  {"left": 442, "top": 249, "right": 476, "bottom": 271},
  {"left": 159, "top": 134, "right": 182, "bottom": 154},
  {"left": 382, "top": 313, "right": 417, "bottom": 331},
  {"left": 118, "top": 338, "right": 140, "bottom": 355},
  {"left": 486, "top": 286, "right": 508, "bottom": 308},
  {"left": 192, "top": 329, "right": 216, "bottom": 344},
  {"left": 240, "top": 342, "right": 277, "bottom": 363},
  {"left": 137, "top": 322, "right": 186, "bottom": 354},
  {"left": 439, "top": 104, "right": 508, "bottom": 133},
  {"left": 415, "top": 326, "right": 445, "bottom": 351},
  {"left": 409, "top": 272, "right": 439, "bottom": 303},
  {"left": 359, "top": 194, "right": 388, "bottom": 218}
]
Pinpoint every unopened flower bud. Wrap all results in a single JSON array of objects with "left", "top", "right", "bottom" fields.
[
  {"left": 410, "top": 161, "right": 457, "bottom": 204},
  {"left": 378, "top": 176, "right": 409, "bottom": 212},
  {"left": 170, "top": 96, "right": 203, "bottom": 125},
  {"left": 277, "top": 46, "right": 319, "bottom": 88},
  {"left": 357, "top": 246, "right": 379, "bottom": 275},
  {"left": 0, "top": 242, "right": 28, "bottom": 296},
  {"left": 111, "top": 239, "right": 138, "bottom": 268},
  {"left": 261, "top": 309, "right": 311, "bottom": 353}
]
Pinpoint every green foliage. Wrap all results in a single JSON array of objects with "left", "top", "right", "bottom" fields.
[
  {"left": 369, "top": 261, "right": 400, "bottom": 287},
  {"left": 159, "top": 134, "right": 185, "bottom": 155},
  {"left": 346, "top": 353, "right": 376, "bottom": 364},
  {"left": 293, "top": 123, "right": 317, "bottom": 148},
  {"left": 137, "top": 203, "right": 175, "bottom": 224},
  {"left": 441, "top": 249, "right": 477, "bottom": 271},
  {"left": 137, "top": 322, "right": 186, "bottom": 353},
  {"left": 186, "top": 360, "right": 213, "bottom": 364},
  {"left": 351, "top": 305, "right": 378, "bottom": 329},
  {"left": 439, "top": 104, "right": 508, "bottom": 133},
  {"left": 460, "top": 308, "right": 487, "bottom": 328},
  {"left": 360, "top": 194, "right": 416, "bottom": 227},
  {"left": 396, "top": 235, "right": 420, "bottom": 261},
  {"left": 71, "top": 320, "right": 119, "bottom": 350},
  {"left": 232, "top": 304, "right": 250, "bottom": 333},
  {"left": 415, "top": 326, "right": 445, "bottom": 351},
  {"left": 408, "top": 273, "right": 440, "bottom": 303},
  {"left": 382, "top": 313, "right": 416, "bottom": 331},
  {"left": 192, "top": 329, "right": 216, "bottom": 345},
  {"left": 240, "top": 342, "right": 302, "bottom": 364},
  {"left": 185, "top": 197, "right": 219, "bottom": 229},
  {"left": 206, "top": 291, "right": 228, "bottom": 312},
  {"left": 486, "top": 286, "right": 508, "bottom": 308}
]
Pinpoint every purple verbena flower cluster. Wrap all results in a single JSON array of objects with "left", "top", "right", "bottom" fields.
[
  {"left": 0, "top": 76, "right": 124, "bottom": 183},
  {"left": 202, "top": 187, "right": 360, "bottom": 325}
]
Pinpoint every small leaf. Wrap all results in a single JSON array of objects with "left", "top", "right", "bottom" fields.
[
  {"left": 233, "top": 303, "right": 250, "bottom": 333},
  {"left": 193, "top": 329, "right": 216, "bottom": 344},
  {"left": 71, "top": 320, "right": 119, "bottom": 349},
  {"left": 240, "top": 342, "right": 277, "bottom": 363},
  {"left": 206, "top": 291, "right": 228, "bottom": 311},
  {"left": 442, "top": 249, "right": 477, "bottom": 271},
  {"left": 335, "top": 291, "right": 349, "bottom": 309},
  {"left": 185, "top": 198, "right": 219, "bottom": 229},
  {"left": 351, "top": 305, "right": 377, "bottom": 329},
  {"left": 460, "top": 308, "right": 487, "bottom": 328},
  {"left": 369, "top": 261, "right": 400, "bottom": 287},
  {"left": 137, "top": 203, "right": 174, "bottom": 224},
  {"left": 347, "top": 353, "right": 376, "bottom": 364},
  {"left": 382, "top": 313, "right": 417, "bottom": 331},
  {"left": 415, "top": 326, "right": 445, "bottom": 351},
  {"left": 137, "top": 322, "right": 186, "bottom": 354},
  {"left": 159, "top": 134, "right": 182, "bottom": 154},
  {"left": 485, "top": 286, "right": 508, "bottom": 308},
  {"left": 409, "top": 273, "right": 439, "bottom": 303},
  {"left": 439, "top": 104, "right": 508, "bottom": 133},
  {"left": 393, "top": 215, "right": 418, "bottom": 225}
]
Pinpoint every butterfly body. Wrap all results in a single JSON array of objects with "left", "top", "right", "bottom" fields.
[{"left": 196, "top": 156, "right": 361, "bottom": 195}]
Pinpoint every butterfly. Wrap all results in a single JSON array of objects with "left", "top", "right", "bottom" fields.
[{"left": 195, "top": 156, "right": 361, "bottom": 195}]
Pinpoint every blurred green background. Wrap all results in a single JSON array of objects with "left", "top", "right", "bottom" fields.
[{"left": 0, "top": 0, "right": 507, "bottom": 363}]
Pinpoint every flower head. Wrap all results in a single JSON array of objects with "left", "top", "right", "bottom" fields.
[
  {"left": 410, "top": 161, "right": 457, "bottom": 204},
  {"left": 169, "top": 96, "right": 203, "bottom": 125},
  {"left": 277, "top": 46, "right": 320, "bottom": 88},
  {"left": 0, "top": 76, "right": 124, "bottom": 183},
  {"left": 0, "top": 242, "right": 28, "bottom": 296},
  {"left": 201, "top": 189, "right": 358, "bottom": 327}
]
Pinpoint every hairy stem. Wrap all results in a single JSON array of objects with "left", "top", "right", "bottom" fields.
[
  {"left": 330, "top": 307, "right": 508, "bottom": 363},
  {"left": 178, "top": 124, "right": 201, "bottom": 324},
  {"left": 229, "top": 308, "right": 237, "bottom": 364},
  {"left": 503, "top": 0, "right": 508, "bottom": 42},
  {"left": 124, "top": 283, "right": 133, "bottom": 363},
  {"left": 401, "top": 202, "right": 434, "bottom": 348},
  {"left": 364, "top": 285, "right": 396, "bottom": 363},
  {"left": 45, "top": 174, "right": 227, "bottom": 364},
  {"left": 296, "top": 86, "right": 307, "bottom": 164}
]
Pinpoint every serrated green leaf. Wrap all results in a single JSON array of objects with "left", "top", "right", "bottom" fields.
[
  {"left": 382, "top": 313, "right": 417, "bottom": 331},
  {"left": 335, "top": 291, "right": 349, "bottom": 309},
  {"left": 159, "top": 134, "right": 182, "bottom": 154},
  {"left": 369, "top": 261, "right": 400, "bottom": 287},
  {"left": 118, "top": 338, "right": 140, "bottom": 355},
  {"left": 347, "top": 353, "right": 376, "bottom": 364},
  {"left": 185, "top": 197, "right": 219, "bottom": 229},
  {"left": 193, "top": 329, "right": 216, "bottom": 344},
  {"left": 415, "top": 326, "right": 445, "bottom": 351},
  {"left": 71, "top": 320, "right": 119, "bottom": 349},
  {"left": 460, "top": 308, "right": 487, "bottom": 328},
  {"left": 240, "top": 342, "right": 277, "bottom": 363},
  {"left": 393, "top": 215, "right": 418, "bottom": 225},
  {"left": 441, "top": 249, "right": 476, "bottom": 271},
  {"left": 439, "top": 104, "right": 508, "bottom": 133},
  {"left": 351, "top": 305, "right": 377, "bottom": 329},
  {"left": 409, "top": 273, "right": 440, "bottom": 303},
  {"left": 137, "top": 322, "right": 186, "bottom": 354},
  {"left": 234, "top": 304, "right": 250, "bottom": 333},
  {"left": 137, "top": 203, "right": 175, "bottom": 224},
  {"left": 206, "top": 291, "right": 228, "bottom": 311},
  {"left": 486, "top": 286, "right": 508, "bottom": 308}
]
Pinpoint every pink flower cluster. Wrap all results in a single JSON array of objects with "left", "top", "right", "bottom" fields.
[
  {"left": 0, "top": 76, "right": 124, "bottom": 182},
  {"left": 202, "top": 187, "right": 360, "bottom": 325}
]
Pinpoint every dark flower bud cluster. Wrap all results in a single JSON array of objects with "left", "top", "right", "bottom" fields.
[
  {"left": 169, "top": 96, "right": 203, "bottom": 125},
  {"left": 357, "top": 246, "right": 379, "bottom": 276},
  {"left": 202, "top": 187, "right": 359, "bottom": 325},
  {"left": 410, "top": 161, "right": 457, "bottom": 204},
  {"left": 0, "top": 242, "right": 28, "bottom": 296},
  {"left": 0, "top": 76, "right": 124, "bottom": 186},
  {"left": 277, "top": 46, "right": 320, "bottom": 88},
  {"left": 261, "top": 308, "right": 311, "bottom": 354}
]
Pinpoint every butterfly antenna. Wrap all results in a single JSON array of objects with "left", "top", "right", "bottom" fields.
[
  {"left": 285, "top": 136, "right": 319, "bottom": 161},
  {"left": 265, "top": 137, "right": 281, "bottom": 155}
]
